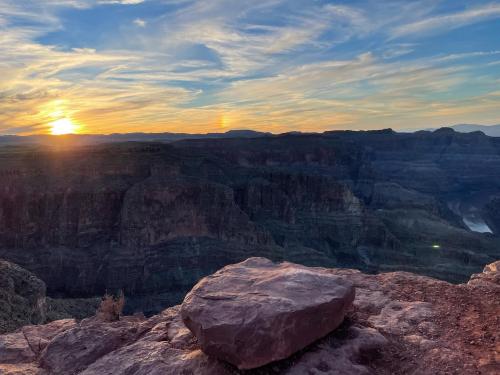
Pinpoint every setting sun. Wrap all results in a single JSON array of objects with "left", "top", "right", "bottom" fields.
[{"left": 50, "top": 118, "right": 78, "bottom": 135}]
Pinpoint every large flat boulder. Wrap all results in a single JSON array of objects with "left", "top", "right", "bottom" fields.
[
  {"left": 181, "top": 257, "right": 355, "bottom": 369},
  {"left": 1, "top": 259, "right": 499, "bottom": 374}
]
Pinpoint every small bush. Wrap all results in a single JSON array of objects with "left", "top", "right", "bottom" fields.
[{"left": 96, "top": 290, "right": 125, "bottom": 322}]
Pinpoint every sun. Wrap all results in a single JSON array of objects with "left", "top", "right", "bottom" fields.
[{"left": 50, "top": 118, "right": 78, "bottom": 135}]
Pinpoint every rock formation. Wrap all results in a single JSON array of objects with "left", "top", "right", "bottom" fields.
[
  {"left": 181, "top": 258, "right": 355, "bottom": 369},
  {"left": 0, "top": 260, "right": 46, "bottom": 334},
  {"left": 0, "top": 260, "right": 98, "bottom": 334},
  {"left": 0, "top": 129, "right": 499, "bottom": 315},
  {"left": 0, "top": 258, "right": 498, "bottom": 374},
  {"left": 484, "top": 195, "right": 500, "bottom": 234}
]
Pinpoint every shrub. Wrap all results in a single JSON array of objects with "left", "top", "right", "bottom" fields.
[{"left": 96, "top": 290, "right": 125, "bottom": 322}]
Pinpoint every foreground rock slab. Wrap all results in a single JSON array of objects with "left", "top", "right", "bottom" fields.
[
  {"left": 0, "top": 259, "right": 498, "bottom": 374},
  {"left": 181, "top": 257, "right": 355, "bottom": 369}
]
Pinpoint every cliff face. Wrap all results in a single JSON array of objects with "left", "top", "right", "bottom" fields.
[
  {"left": 0, "top": 260, "right": 46, "bottom": 334},
  {"left": 0, "top": 259, "right": 99, "bottom": 334},
  {"left": 176, "top": 129, "right": 500, "bottom": 280},
  {"left": 484, "top": 195, "right": 500, "bottom": 234},
  {"left": 0, "top": 259, "right": 498, "bottom": 375},
  {"left": 0, "top": 145, "right": 282, "bottom": 313},
  {"left": 0, "top": 129, "right": 499, "bottom": 314}
]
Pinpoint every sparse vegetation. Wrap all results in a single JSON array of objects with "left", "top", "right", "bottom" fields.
[{"left": 96, "top": 290, "right": 125, "bottom": 322}]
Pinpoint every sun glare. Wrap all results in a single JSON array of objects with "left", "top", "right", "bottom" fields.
[{"left": 50, "top": 118, "right": 78, "bottom": 135}]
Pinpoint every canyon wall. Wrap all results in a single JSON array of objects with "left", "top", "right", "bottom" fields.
[{"left": 0, "top": 129, "right": 499, "bottom": 313}]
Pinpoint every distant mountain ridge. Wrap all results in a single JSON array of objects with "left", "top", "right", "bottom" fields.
[
  {"left": 412, "top": 124, "right": 500, "bottom": 137},
  {"left": 448, "top": 124, "right": 500, "bottom": 137},
  {"left": 0, "top": 129, "right": 272, "bottom": 146},
  {"left": 1, "top": 125, "right": 499, "bottom": 146}
]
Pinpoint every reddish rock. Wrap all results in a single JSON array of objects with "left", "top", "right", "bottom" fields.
[
  {"left": 0, "top": 259, "right": 498, "bottom": 375},
  {"left": 80, "top": 307, "right": 229, "bottom": 375},
  {"left": 180, "top": 257, "right": 355, "bottom": 369},
  {"left": 285, "top": 326, "right": 387, "bottom": 375},
  {"left": 22, "top": 319, "right": 76, "bottom": 356},
  {"left": 0, "top": 363, "right": 44, "bottom": 375},
  {"left": 39, "top": 316, "right": 147, "bottom": 375},
  {"left": 468, "top": 261, "right": 500, "bottom": 287},
  {"left": 0, "top": 331, "right": 35, "bottom": 364}
]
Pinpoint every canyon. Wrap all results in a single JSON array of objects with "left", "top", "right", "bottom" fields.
[{"left": 0, "top": 128, "right": 499, "bottom": 316}]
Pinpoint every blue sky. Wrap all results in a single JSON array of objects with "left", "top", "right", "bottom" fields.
[{"left": 0, "top": 0, "right": 499, "bottom": 134}]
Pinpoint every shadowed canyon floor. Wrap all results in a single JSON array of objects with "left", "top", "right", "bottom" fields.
[
  {"left": 0, "top": 258, "right": 498, "bottom": 375},
  {"left": 0, "top": 128, "right": 499, "bottom": 316}
]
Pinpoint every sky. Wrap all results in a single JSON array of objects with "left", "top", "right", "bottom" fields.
[{"left": 0, "top": 0, "right": 499, "bottom": 135}]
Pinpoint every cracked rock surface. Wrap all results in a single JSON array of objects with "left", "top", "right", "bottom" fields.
[{"left": 0, "top": 259, "right": 498, "bottom": 375}]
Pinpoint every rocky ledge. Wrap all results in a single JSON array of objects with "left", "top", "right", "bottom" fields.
[
  {"left": 0, "top": 260, "right": 47, "bottom": 334},
  {"left": 0, "top": 260, "right": 100, "bottom": 334},
  {"left": 0, "top": 258, "right": 498, "bottom": 375}
]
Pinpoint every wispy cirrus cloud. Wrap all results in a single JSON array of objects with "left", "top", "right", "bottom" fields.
[
  {"left": 0, "top": 0, "right": 499, "bottom": 134},
  {"left": 392, "top": 3, "right": 500, "bottom": 38},
  {"left": 213, "top": 50, "right": 499, "bottom": 131}
]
